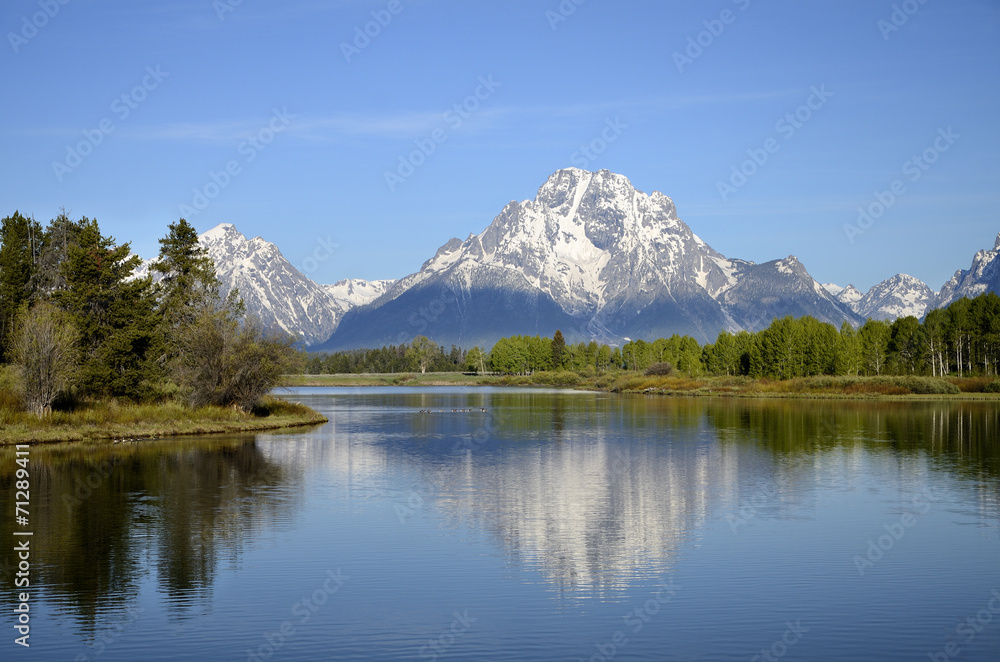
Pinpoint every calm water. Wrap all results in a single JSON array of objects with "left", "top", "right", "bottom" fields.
[{"left": 2, "top": 388, "right": 999, "bottom": 661}]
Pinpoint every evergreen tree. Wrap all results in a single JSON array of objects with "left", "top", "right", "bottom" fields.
[
  {"left": 153, "top": 219, "right": 218, "bottom": 331},
  {"left": 27, "top": 211, "right": 83, "bottom": 301},
  {"left": 0, "top": 211, "right": 42, "bottom": 361},
  {"left": 51, "top": 218, "right": 163, "bottom": 399},
  {"left": 551, "top": 329, "right": 566, "bottom": 369}
]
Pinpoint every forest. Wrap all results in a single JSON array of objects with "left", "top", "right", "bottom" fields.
[
  {"left": 305, "top": 294, "right": 1000, "bottom": 382},
  {"left": 0, "top": 211, "right": 294, "bottom": 418}
]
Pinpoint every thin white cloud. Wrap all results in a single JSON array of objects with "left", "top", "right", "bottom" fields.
[{"left": 3, "top": 89, "right": 803, "bottom": 145}]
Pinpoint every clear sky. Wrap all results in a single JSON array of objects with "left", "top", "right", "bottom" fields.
[{"left": 2, "top": 0, "right": 998, "bottom": 292}]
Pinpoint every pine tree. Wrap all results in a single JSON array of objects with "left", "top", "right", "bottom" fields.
[
  {"left": 27, "top": 211, "right": 83, "bottom": 301},
  {"left": 551, "top": 329, "right": 566, "bottom": 369},
  {"left": 153, "top": 219, "right": 218, "bottom": 331},
  {"left": 51, "top": 218, "right": 163, "bottom": 399},
  {"left": 0, "top": 211, "right": 42, "bottom": 361}
]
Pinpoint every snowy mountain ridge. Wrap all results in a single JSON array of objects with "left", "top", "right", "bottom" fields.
[
  {"left": 823, "top": 274, "right": 936, "bottom": 321},
  {"left": 133, "top": 171, "right": 998, "bottom": 349},
  {"left": 319, "top": 169, "right": 861, "bottom": 350}
]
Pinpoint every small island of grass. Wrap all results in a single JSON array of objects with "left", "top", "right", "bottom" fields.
[{"left": 0, "top": 396, "right": 327, "bottom": 445}]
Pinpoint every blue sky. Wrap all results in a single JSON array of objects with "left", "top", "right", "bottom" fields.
[{"left": 2, "top": 0, "right": 998, "bottom": 292}]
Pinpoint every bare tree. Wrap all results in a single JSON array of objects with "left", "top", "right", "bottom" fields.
[
  {"left": 12, "top": 302, "right": 78, "bottom": 416},
  {"left": 173, "top": 296, "right": 294, "bottom": 411}
]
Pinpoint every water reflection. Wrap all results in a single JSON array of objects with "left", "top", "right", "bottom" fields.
[
  {"left": 0, "top": 437, "right": 301, "bottom": 632},
  {"left": 1, "top": 390, "right": 998, "bottom": 637},
  {"left": 287, "top": 390, "right": 1000, "bottom": 600}
]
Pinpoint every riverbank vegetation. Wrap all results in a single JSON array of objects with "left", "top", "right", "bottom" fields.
[
  {"left": 286, "top": 370, "right": 1000, "bottom": 399},
  {"left": 0, "top": 212, "right": 322, "bottom": 443},
  {"left": 299, "top": 293, "right": 1000, "bottom": 398}
]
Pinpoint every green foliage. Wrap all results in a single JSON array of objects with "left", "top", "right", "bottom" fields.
[
  {"left": 488, "top": 335, "right": 554, "bottom": 375},
  {"left": 304, "top": 340, "right": 466, "bottom": 375},
  {"left": 153, "top": 218, "right": 219, "bottom": 332},
  {"left": 551, "top": 329, "right": 566, "bottom": 368},
  {"left": 464, "top": 346, "right": 486, "bottom": 374},
  {"left": 27, "top": 212, "right": 84, "bottom": 301},
  {"left": 1, "top": 211, "right": 299, "bottom": 416},
  {"left": 49, "top": 218, "right": 163, "bottom": 400},
  {"left": 477, "top": 293, "right": 1000, "bottom": 382},
  {"left": 405, "top": 335, "right": 437, "bottom": 374},
  {"left": 0, "top": 211, "right": 42, "bottom": 360}
]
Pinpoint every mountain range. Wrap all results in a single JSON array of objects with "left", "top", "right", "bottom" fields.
[{"left": 140, "top": 169, "right": 999, "bottom": 350}]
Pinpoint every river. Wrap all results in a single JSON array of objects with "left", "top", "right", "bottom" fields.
[{"left": 2, "top": 387, "right": 999, "bottom": 661}]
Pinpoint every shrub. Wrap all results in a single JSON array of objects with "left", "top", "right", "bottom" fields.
[
  {"left": 985, "top": 381, "right": 1000, "bottom": 393},
  {"left": 948, "top": 377, "right": 995, "bottom": 393},
  {"left": 532, "top": 370, "right": 582, "bottom": 386},
  {"left": 645, "top": 362, "right": 675, "bottom": 377},
  {"left": 174, "top": 305, "right": 295, "bottom": 412},
  {"left": 0, "top": 365, "right": 22, "bottom": 413},
  {"left": 10, "top": 303, "right": 78, "bottom": 416}
]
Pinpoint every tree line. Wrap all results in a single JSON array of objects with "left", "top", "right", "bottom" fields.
[
  {"left": 306, "top": 293, "right": 1000, "bottom": 379},
  {"left": 301, "top": 337, "right": 468, "bottom": 375},
  {"left": 0, "top": 211, "right": 294, "bottom": 416}
]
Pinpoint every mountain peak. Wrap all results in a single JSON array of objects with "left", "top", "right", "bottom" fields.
[
  {"left": 837, "top": 273, "right": 934, "bottom": 320},
  {"left": 200, "top": 223, "right": 242, "bottom": 242},
  {"left": 321, "top": 168, "right": 863, "bottom": 349},
  {"left": 936, "top": 232, "right": 1000, "bottom": 308}
]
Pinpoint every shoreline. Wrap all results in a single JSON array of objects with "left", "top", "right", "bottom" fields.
[
  {"left": 282, "top": 373, "right": 1000, "bottom": 401},
  {"left": 0, "top": 397, "right": 328, "bottom": 446}
]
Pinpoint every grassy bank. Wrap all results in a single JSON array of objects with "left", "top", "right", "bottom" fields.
[
  {"left": 0, "top": 396, "right": 328, "bottom": 445},
  {"left": 283, "top": 372, "right": 1000, "bottom": 400}
]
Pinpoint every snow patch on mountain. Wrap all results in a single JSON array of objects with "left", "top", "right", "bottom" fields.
[
  {"left": 322, "top": 168, "right": 860, "bottom": 348},
  {"left": 323, "top": 278, "right": 396, "bottom": 312},
  {"left": 935, "top": 233, "right": 1000, "bottom": 309},
  {"left": 855, "top": 274, "right": 935, "bottom": 320}
]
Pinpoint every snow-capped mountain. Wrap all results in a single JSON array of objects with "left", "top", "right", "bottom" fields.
[
  {"left": 855, "top": 274, "right": 935, "bottom": 320},
  {"left": 823, "top": 275, "right": 935, "bottom": 321},
  {"left": 318, "top": 169, "right": 860, "bottom": 350},
  {"left": 324, "top": 278, "right": 396, "bottom": 313},
  {"left": 715, "top": 255, "right": 860, "bottom": 332},
  {"left": 935, "top": 233, "right": 1000, "bottom": 308},
  {"left": 825, "top": 283, "right": 863, "bottom": 308},
  {"left": 197, "top": 224, "right": 347, "bottom": 345},
  {"left": 134, "top": 225, "right": 392, "bottom": 346}
]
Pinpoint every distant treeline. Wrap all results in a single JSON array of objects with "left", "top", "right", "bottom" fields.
[
  {"left": 306, "top": 292, "right": 1000, "bottom": 379},
  {"left": 302, "top": 339, "right": 468, "bottom": 375}
]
